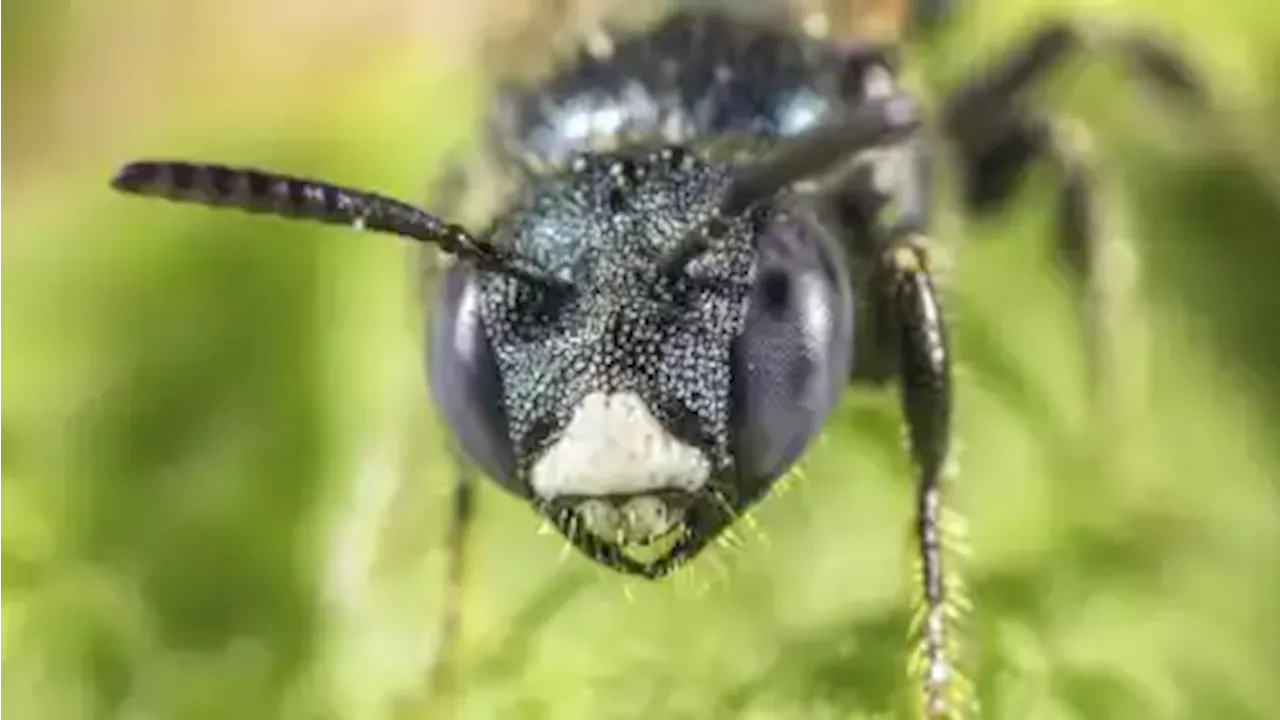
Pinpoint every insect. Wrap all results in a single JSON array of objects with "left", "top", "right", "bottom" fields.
[{"left": 109, "top": 2, "right": 1210, "bottom": 717}]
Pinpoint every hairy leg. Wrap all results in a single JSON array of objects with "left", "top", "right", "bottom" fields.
[{"left": 880, "top": 236, "right": 958, "bottom": 718}]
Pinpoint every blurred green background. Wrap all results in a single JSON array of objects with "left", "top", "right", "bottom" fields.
[{"left": 4, "top": 1, "right": 1280, "bottom": 718}]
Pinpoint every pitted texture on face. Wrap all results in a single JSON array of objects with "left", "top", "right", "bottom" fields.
[{"left": 475, "top": 149, "right": 761, "bottom": 492}]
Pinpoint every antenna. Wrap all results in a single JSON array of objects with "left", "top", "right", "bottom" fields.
[
  {"left": 658, "top": 95, "right": 921, "bottom": 275},
  {"left": 111, "top": 161, "right": 563, "bottom": 285},
  {"left": 720, "top": 96, "right": 920, "bottom": 215}
]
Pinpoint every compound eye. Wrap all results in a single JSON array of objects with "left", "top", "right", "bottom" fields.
[
  {"left": 730, "top": 219, "right": 854, "bottom": 491},
  {"left": 427, "top": 265, "right": 519, "bottom": 494}
]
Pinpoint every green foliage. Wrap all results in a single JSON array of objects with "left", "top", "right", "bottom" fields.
[{"left": 4, "top": 2, "right": 1280, "bottom": 719}]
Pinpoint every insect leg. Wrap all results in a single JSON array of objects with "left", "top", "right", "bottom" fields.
[
  {"left": 421, "top": 161, "right": 478, "bottom": 711},
  {"left": 880, "top": 237, "right": 957, "bottom": 719},
  {"left": 426, "top": 459, "right": 476, "bottom": 707},
  {"left": 1047, "top": 122, "right": 1111, "bottom": 403},
  {"left": 936, "top": 18, "right": 1210, "bottom": 401},
  {"left": 941, "top": 18, "right": 1207, "bottom": 152},
  {"left": 946, "top": 111, "right": 1111, "bottom": 399}
]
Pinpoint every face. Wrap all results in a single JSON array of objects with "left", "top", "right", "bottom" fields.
[{"left": 429, "top": 147, "right": 854, "bottom": 577}]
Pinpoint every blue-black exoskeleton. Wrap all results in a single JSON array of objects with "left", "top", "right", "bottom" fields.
[
  {"left": 434, "top": 143, "right": 868, "bottom": 574},
  {"left": 109, "top": 3, "right": 1211, "bottom": 717}
]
